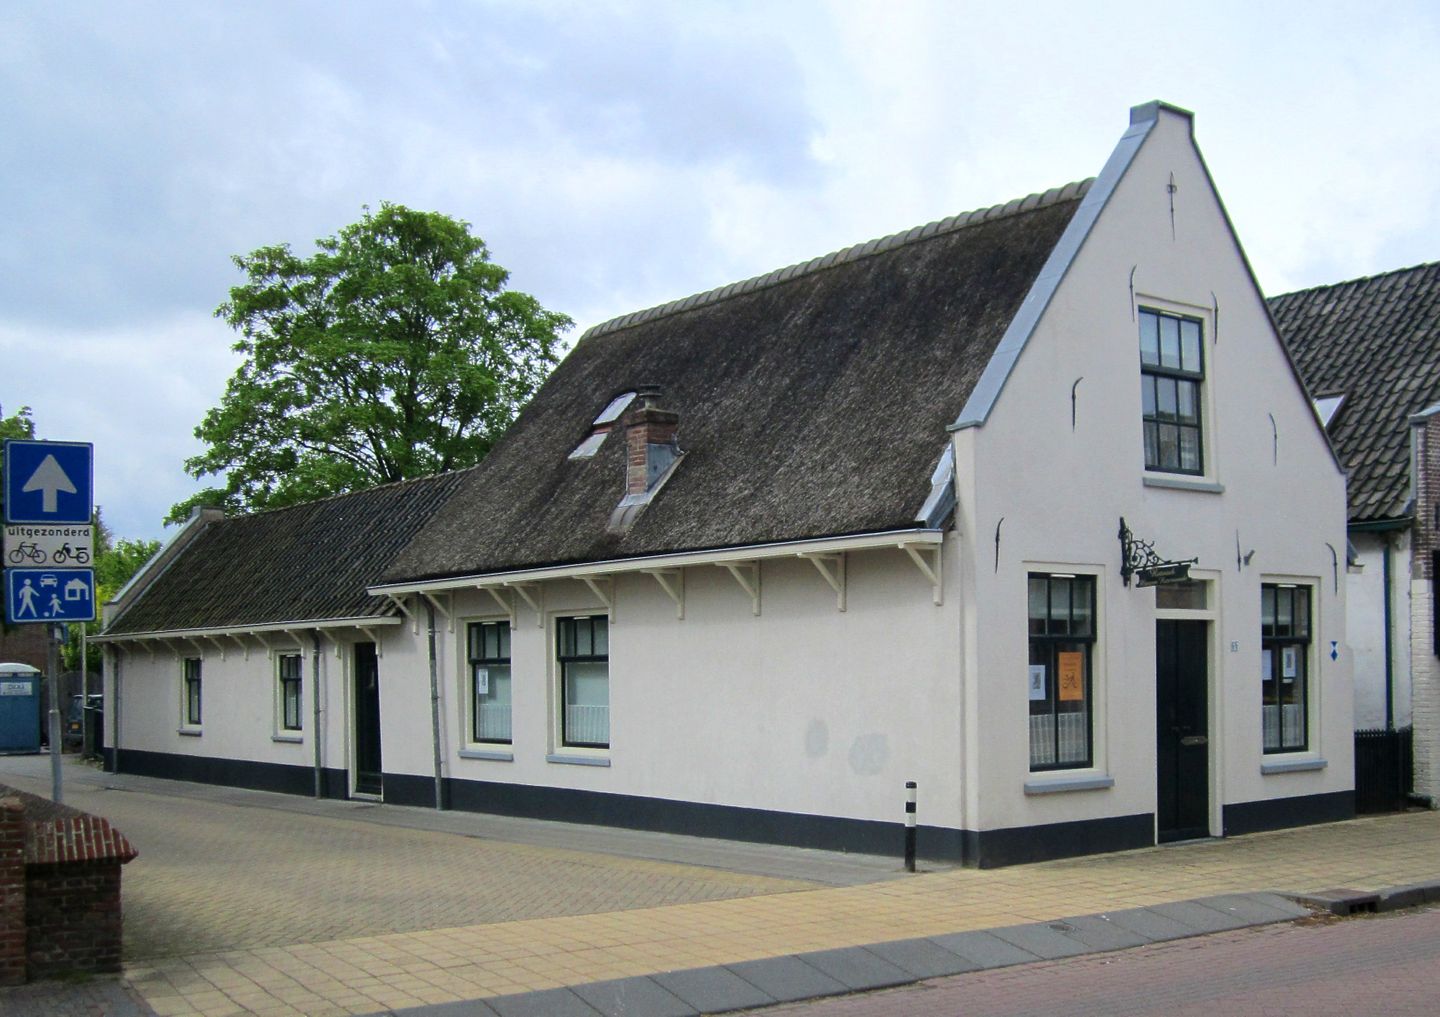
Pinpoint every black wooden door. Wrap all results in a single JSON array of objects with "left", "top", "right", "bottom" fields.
[
  {"left": 353, "top": 642, "right": 383, "bottom": 796},
  {"left": 1156, "top": 620, "right": 1209, "bottom": 843}
]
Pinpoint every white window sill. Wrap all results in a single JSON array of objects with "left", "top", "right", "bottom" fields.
[
  {"left": 459, "top": 747, "right": 514, "bottom": 762},
  {"left": 177, "top": 727, "right": 202, "bottom": 737},
  {"left": 1143, "top": 475, "right": 1224, "bottom": 494},
  {"left": 1261, "top": 756, "right": 1327, "bottom": 774},
  {"left": 547, "top": 753, "right": 611, "bottom": 768},
  {"left": 1024, "top": 775, "right": 1115, "bottom": 795},
  {"left": 272, "top": 733, "right": 303, "bottom": 744}
]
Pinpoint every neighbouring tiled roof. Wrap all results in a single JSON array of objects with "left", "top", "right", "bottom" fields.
[
  {"left": 104, "top": 471, "right": 468, "bottom": 634},
  {"left": 1270, "top": 262, "right": 1440, "bottom": 524},
  {"left": 383, "top": 180, "right": 1092, "bottom": 583}
]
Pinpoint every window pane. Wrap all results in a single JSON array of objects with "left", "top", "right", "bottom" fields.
[
  {"left": 592, "top": 617, "right": 609, "bottom": 656},
  {"left": 1050, "top": 578, "right": 1071, "bottom": 636},
  {"left": 1144, "top": 421, "right": 1159, "bottom": 468},
  {"left": 1158, "top": 423, "right": 1180, "bottom": 469},
  {"left": 1053, "top": 645, "right": 1088, "bottom": 766},
  {"left": 1261, "top": 587, "right": 1276, "bottom": 635},
  {"left": 498, "top": 624, "right": 511, "bottom": 659},
  {"left": 1156, "top": 579, "right": 1207, "bottom": 610},
  {"left": 1071, "top": 580, "right": 1093, "bottom": 637},
  {"left": 1028, "top": 576, "right": 1047, "bottom": 636},
  {"left": 565, "top": 661, "right": 609, "bottom": 746},
  {"left": 475, "top": 664, "right": 512, "bottom": 742},
  {"left": 1156, "top": 377, "right": 1177, "bottom": 420},
  {"left": 1139, "top": 312, "right": 1160, "bottom": 366},
  {"left": 1295, "top": 589, "right": 1310, "bottom": 637},
  {"left": 1276, "top": 587, "right": 1294, "bottom": 637},
  {"left": 1142, "top": 375, "right": 1156, "bottom": 416},
  {"left": 1179, "top": 426, "right": 1201, "bottom": 472},
  {"left": 1177, "top": 379, "right": 1198, "bottom": 423},
  {"left": 1180, "top": 319, "right": 1201, "bottom": 372},
  {"left": 1159, "top": 315, "right": 1181, "bottom": 369}
]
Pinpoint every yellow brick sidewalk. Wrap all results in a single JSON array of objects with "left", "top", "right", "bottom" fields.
[{"left": 124, "top": 810, "right": 1440, "bottom": 1017}]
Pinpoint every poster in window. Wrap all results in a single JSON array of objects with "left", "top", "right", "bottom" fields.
[
  {"left": 1262, "top": 649, "right": 1272, "bottom": 682},
  {"left": 1281, "top": 646, "right": 1298, "bottom": 681},
  {"left": 1057, "top": 652, "right": 1084, "bottom": 702},
  {"left": 475, "top": 667, "right": 489, "bottom": 695},
  {"left": 1028, "top": 664, "right": 1046, "bottom": 701}
]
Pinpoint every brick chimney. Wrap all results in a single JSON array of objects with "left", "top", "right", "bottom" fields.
[{"left": 623, "top": 386, "right": 680, "bottom": 496}]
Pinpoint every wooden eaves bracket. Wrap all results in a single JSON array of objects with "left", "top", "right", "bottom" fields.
[
  {"left": 900, "top": 542, "right": 944, "bottom": 606},
  {"left": 643, "top": 569, "right": 684, "bottom": 620},
  {"left": 505, "top": 582, "right": 544, "bottom": 627},
  {"left": 481, "top": 586, "right": 517, "bottom": 629},
  {"left": 359, "top": 626, "right": 383, "bottom": 657},
  {"left": 421, "top": 591, "right": 454, "bottom": 633},
  {"left": 799, "top": 552, "right": 846, "bottom": 612},
  {"left": 386, "top": 593, "right": 420, "bottom": 635},
  {"left": 717, "top": 561, "right": 761, "bottom": 616},
  {"left": 228, "top": 633, "right": 250, "bottom": 660},
  {"left": 582, "top": 576, "right": 615, "bottom": 622},
  {"left": 205, "top": 634, "right": 229, "bottom": 659}
]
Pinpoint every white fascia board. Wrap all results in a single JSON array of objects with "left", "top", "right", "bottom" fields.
[
  {"left": 950, "top": 103, "right": 1164, "bottom": 432},
  {"left": 368, "top": 528, "right": 946, "bottom": 597},
  {"left": 93, "top": 615, "right": 403, "bottom": 644}
]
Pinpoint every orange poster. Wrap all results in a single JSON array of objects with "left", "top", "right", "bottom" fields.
[{"left": 1057, "top": 652, "right": 1084, "bottom": 701}]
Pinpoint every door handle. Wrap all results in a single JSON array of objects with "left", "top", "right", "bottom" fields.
[{"left": 1180, "top": 735, "right": 1208, "bottom": 747}]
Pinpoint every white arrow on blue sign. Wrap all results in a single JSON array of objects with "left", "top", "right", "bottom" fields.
[
  {"left": 5, "top": 568, "right": 96, "bottom": 624},
  {"left": 4, "top": 440, "right": 94, "bottom": 525}
]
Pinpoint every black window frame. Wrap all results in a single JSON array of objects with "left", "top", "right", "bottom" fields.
[
  {"left": 1261, "top": 583, "right": 1311, "bottom": 753},
  {"left": 557, "top": 615, "right": 609, "bottom": 749},
  {"left": 278, "top": 653, "right": 303, "bottom": 732},
  {"left": 1028, "top": 573, "right": 1096, "bottom": 771},
  {"left": 1139, "top": 308, "right": 1206, "bottom": 475},
  {"left": 467, "top": 620, "right": 513, "bottom": 745},
  {"left": 183, "top": 656, "right": 202, "bottom": 727}
]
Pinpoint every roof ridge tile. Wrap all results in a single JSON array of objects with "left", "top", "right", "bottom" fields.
[{"left": 580, "top": 177, "right": 1095, "bottom": 341}]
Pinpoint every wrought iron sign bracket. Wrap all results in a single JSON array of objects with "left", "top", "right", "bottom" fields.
[{"left": 1119, "top": 517, "right": 1198, "bottom": 588}]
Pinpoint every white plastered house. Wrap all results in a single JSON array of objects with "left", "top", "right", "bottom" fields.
[{"left": 98, "top": 102, "right": 1352, "bottom": 866}]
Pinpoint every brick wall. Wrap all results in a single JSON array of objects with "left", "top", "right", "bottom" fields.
[
  {"left": 0, "top": 786, "right": 137, "bottom": 984},
  {"left": 0, "top": 798, "right": 25, "bottom": 986},
  {"left": 1410, "top": 414, "right": 1440, "bottom": 804}
]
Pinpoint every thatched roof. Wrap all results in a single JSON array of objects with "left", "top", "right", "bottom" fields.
[
  {"left": 1271, "top": 261, "right": 1440, "bottom": 524},
  {"left": 104, "top": 471, "right": 466, "bottom": 634},
  {"left": 383, "top": 181, "right": 1091, "bottom": 584}
]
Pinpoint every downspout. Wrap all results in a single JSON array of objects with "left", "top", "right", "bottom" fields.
[
  {"left": 1383, "top": 537, "right": 1394, "bottom": 731},
  {"left": 312, "top": 630, "right": 323, "bottom": 798},
  {"left": 425, "top": 602, "right": 445, "bottom": 810}
]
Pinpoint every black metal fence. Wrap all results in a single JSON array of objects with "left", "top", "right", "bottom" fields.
[{"left": 1354, "top": 726, "right": 1413, "bottom": 814}]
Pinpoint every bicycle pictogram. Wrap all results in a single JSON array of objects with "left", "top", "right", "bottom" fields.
[
  {"left": 7, "top": 541, "right": 45, "bottom": 565},
  {"left": 50, "top": 542, "right": 91, "bottom": 565}
]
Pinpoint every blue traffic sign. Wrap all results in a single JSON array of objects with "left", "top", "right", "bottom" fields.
[
  {"left": 5, "top": 568, "right": 96, "bottom": 624},
  {"left": 4, "top": 440, "right": 94, "bottom": 524}
]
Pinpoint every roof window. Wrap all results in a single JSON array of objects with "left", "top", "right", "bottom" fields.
[
  {"left": 568, "top": 391, "right": 638, "bottom": 460},
  {"left": 1312, "top": 393, "right": 1345, "bottom": 429}
]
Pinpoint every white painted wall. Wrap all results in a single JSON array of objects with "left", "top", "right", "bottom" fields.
[{"left": 954, "top": 105, "right": 1352, "bottom": 837}]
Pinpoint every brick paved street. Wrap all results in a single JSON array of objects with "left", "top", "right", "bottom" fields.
[
  {"left": 2, "top": 751, "right": 1439, "bottom": 1017},
  {"left": 750, "top": 906, "right": 1440, "bottom": 1016}
]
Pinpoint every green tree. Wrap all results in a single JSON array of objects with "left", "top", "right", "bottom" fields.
[
  {"left": 0, "top": 404, "right": 36, "bottom": 521},
  {"left": 170, "top": 203, "right": 571, "bottom": 522},
  {"left": 66, "top": 530, "right": 162, "bottom": 672}
]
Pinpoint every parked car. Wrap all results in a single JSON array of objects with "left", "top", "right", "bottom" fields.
[{"left": 65, "top": 693, "right": 103, "bottom": 749}]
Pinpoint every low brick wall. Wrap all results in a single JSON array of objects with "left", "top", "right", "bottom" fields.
[{"left": 0, "top": 786, "right": 137, "bottom": 985}]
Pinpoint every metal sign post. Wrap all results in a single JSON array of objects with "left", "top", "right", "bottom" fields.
[{"left": 45, "top": 623, "right": 64, "bottom": 803}]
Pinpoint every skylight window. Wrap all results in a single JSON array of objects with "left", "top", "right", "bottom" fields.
[
  {"left": 1312, "top": 394, "right": 1345, "bottom": 429},
  {"left": 568, "top": 391, "right": 638, "bottom": 460}
]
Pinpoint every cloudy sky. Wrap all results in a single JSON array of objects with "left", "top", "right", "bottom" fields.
[{"left": 2, "top": 1, "right": 1437, "bottom": 542}]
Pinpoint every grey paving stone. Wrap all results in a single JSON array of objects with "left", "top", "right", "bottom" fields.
[
  {"left": 486, "top": 987, "right": 600, "bottom": 1016},
  {"left": 725, "top": 955, "right": 850, "bottom": 1003},
  {"left": 571, "top": 976, "right": 695, "bottom": 1017},
  {"left": 382, "top": 1000, "right": 501, "bottom": 1016},
  {"left": 1100, "top": 906, "right": 1203, "bottom": 942},
  {"left": 1195, "top": 892, "right": 1311, "bottom": 924},
  {"left": 865, "top": 937, "right": 983, "bottom": 979},
  {"left": 1149, "top": 899, "right": 1252, "bottom": 934},
  {"left": 652, "top": 966, "right": 776, "bottom": 1013},
  {"left": 794, "top": 946, "right": 913, "bottom": 991},
  {"left": 988, "top": 921, "right": 1093, "bottom": 959},
  {"left": 1057, "top": 913, "right": 1153, "bottom": 951},
  {"left": 927, "top": 930, "right": 1042, "bottom": 969}
]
